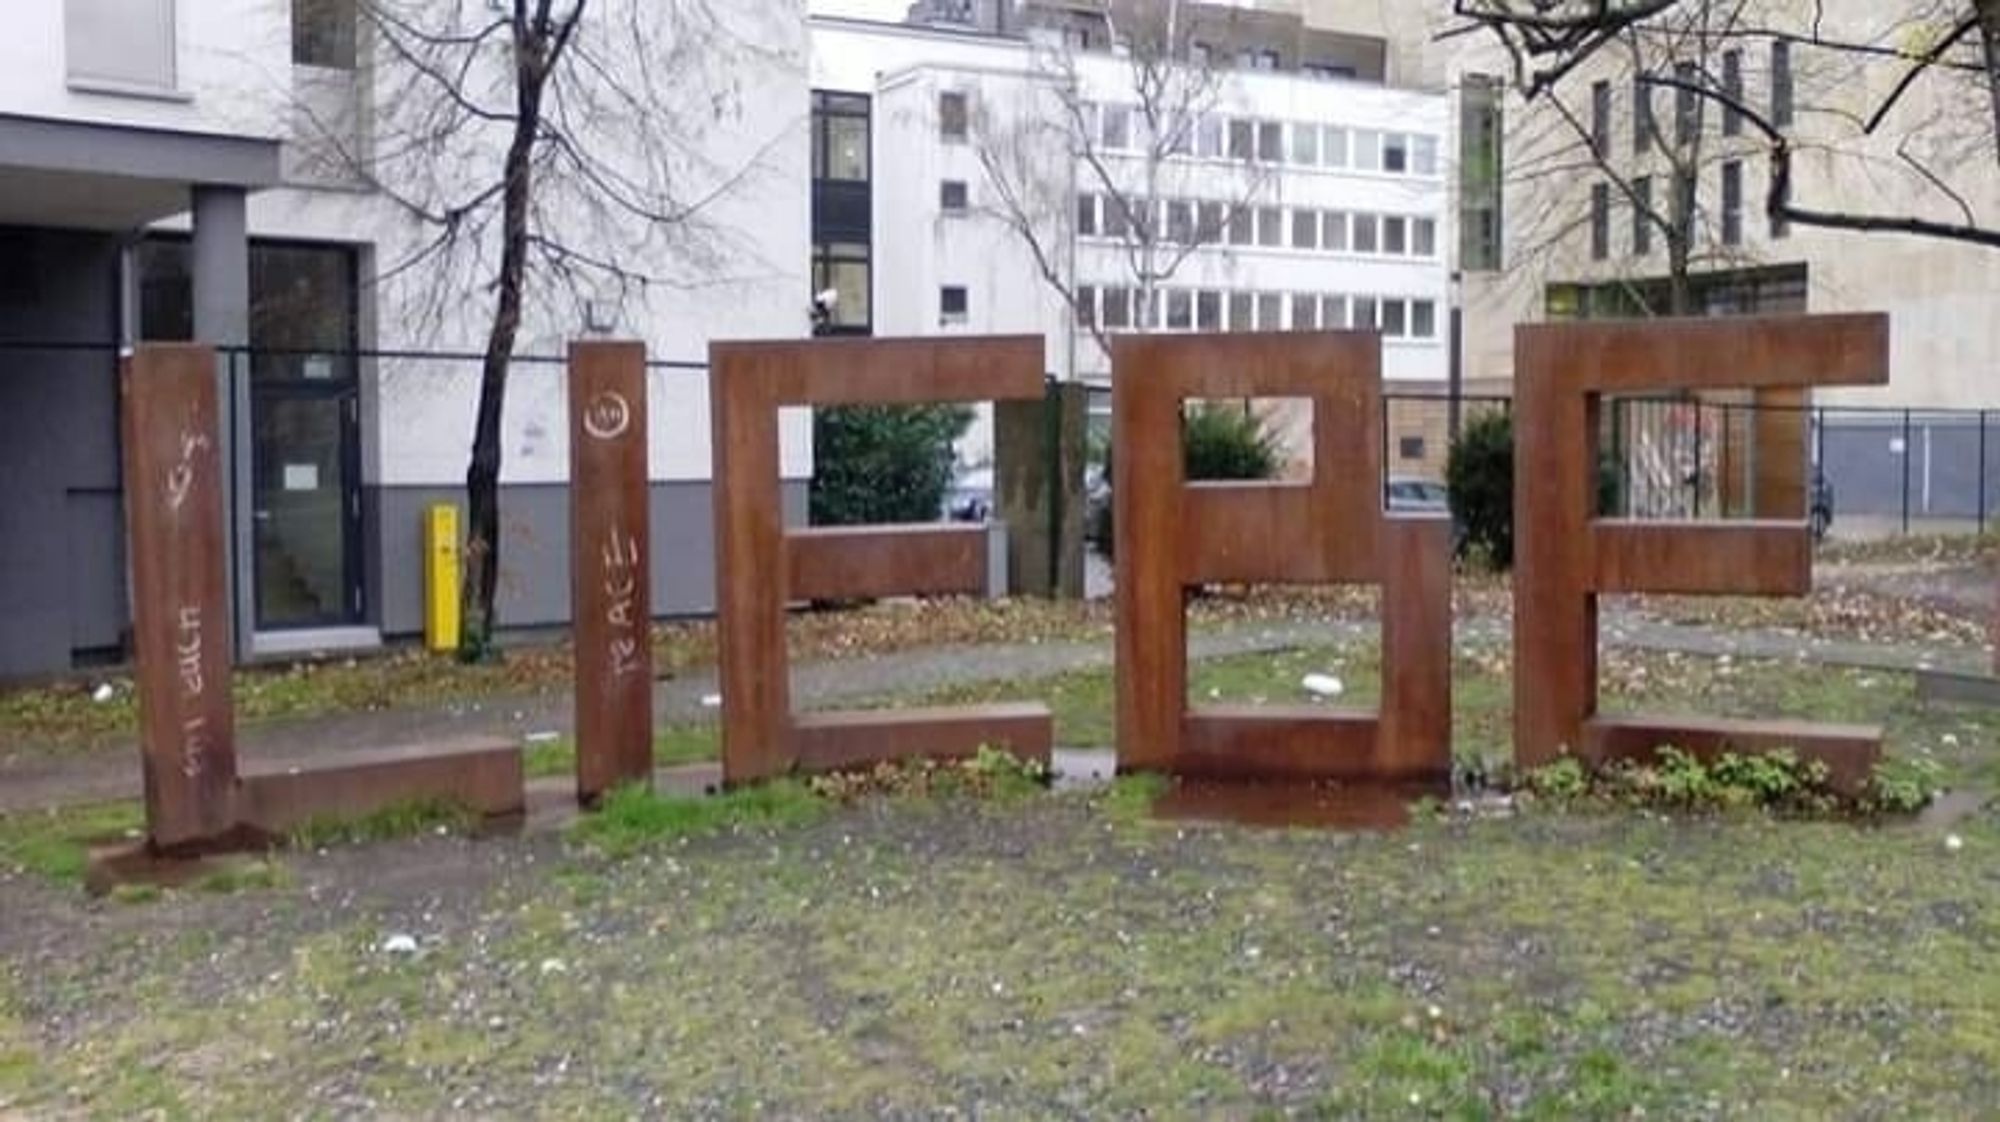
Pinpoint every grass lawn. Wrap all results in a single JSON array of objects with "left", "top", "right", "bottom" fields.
[{"left": 1, "top": 785, "right": 1997, "bottom": 1118}]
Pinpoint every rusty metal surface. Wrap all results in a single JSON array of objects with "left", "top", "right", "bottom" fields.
[
  {"left": 1111, "top": 332, "right": 1452, "bottom": 785},
  {"left": 710, "top": 336, "right": 1053, "bottom": 783},
  {"left": 237, "top": 737, "right": 526, "bottom": 833},
  {"left": 122, "top": 345, "right": 238, "bottom": 848},
  {"left": 787, "top": 525, "right": 989, "bottom": 602},
  {"left": 568, "top": 341, "right": 654, "bottom": 803},
  {"left": 1514, "top": 314, "right": 1890, "bottom": 775}
]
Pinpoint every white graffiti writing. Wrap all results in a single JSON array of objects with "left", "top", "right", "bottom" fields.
[
  {"left": 603, "top": 526, "right": 643, "bottom": 678},
  {"left": 582, "top": 391, "right": 632, "bottom": 441},
  {"left": 165, "top": 426, "right": 211, "bottom": 512},
  {"left": 174, "top": 604, "right": 208, "bottom": 779}
]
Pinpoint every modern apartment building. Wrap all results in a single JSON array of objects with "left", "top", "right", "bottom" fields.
[
  {"left": 810, "top": 6, "right": 1453, "bottom": 463},
  {"left": 1438, "top": 2, "right": 2000, "bottom": 521},
  {"left": 0, "top": 0, "right": 809, "bottom": 677}
]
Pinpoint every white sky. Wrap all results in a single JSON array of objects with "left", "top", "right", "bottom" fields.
[{"left": 807, "top": 0, "right": 910, "bottom": 21}]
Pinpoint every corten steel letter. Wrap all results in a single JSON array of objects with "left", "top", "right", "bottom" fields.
[
  {"left": 710, "top": 336, "right": 1056, "bottom": 783},
  {"left": 1514, "top": 314, "right": 1889, "bottom": 793},
  {"left": 570, "top": 341, "right": 654, "bottom": 803},
  {"left": 1112, "top": 333, "right": 1452, "bottom": 783},
  {"left": 123, "top": 344, "right": 239, "bottom": 848}
]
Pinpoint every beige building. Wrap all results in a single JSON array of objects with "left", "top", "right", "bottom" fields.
[{"left": 1441, "top": 2, "right": 2000, "bottom": 412}]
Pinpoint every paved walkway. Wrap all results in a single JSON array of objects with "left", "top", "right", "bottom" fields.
[{"left": 1, "top": 610, "right": 1982, "bottom": 813}]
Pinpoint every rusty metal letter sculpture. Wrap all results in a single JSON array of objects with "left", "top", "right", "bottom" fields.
[
  {"left": 123, "top": 344, "right": 241, "bottom": 848},
  {"left": 1112, "top": 334, "right": 1452, "bottom": 783},
  {"left": 710, "top": 336, "right": 1056, "bottom": 783},
  {"left": 121, "top": 345, "right": 524, "bottom": 857},
  {"left": 1513, "top": 314, "right": 1889, "bottom": 791},
  {"left": 569, "top": 341, "right": 654, "bottom": 803}
]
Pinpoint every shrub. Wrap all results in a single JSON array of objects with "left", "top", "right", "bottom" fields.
[
  {"left": 1089, "top": 405, "right": 1281, "bottom": 559},
  {"left": 1864, "top": 756, "right": 1944, "bottom": 814},
  {"left": 1446, "top": 410, "right": 1514, "bottom": 569},
  {"left": 810, "top": 404, "right": 974, "bottom": 526}
]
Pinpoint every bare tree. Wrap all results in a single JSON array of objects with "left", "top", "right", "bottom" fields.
[
  {"left": 295, "top": 0, "right": 793, "bottom": 659},
  {"left": 973, "top": 0, "right": 1272, "bottom": 367}
]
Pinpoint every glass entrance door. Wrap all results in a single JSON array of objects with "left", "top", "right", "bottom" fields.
[{"left": 252, "top": 390, "right": 360, "bottom": 628}]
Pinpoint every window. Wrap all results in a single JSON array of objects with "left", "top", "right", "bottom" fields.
[
  {"left": 1383, "top": 133, "right": 1409, "bottom": 173},
  {"left": 1227, "top": 206, "right": 1253, "bottom": 246},
  {"left": 1321, "top": 295, "right": 1349, "bottom": 328},
  {"left": 1291, "top": 294, "right": 1318, "bottom": 330},
  {"left": 1197, "top": 201, "right": 1224, "bottom": 243},
  {"left": 940, "top": 285, "right": 969, "bottom": 320},
  {"left": 1166, "top": 289, "right": 1193, "bottom": 330},
  {"left": 1322, "top": 126, "right": 1349, "bottom": 167},
  {"left": 1101, "top": 104, "right": 1132, "bottom": 151},
  {"left": 1354, "top": 129, "right": 1382, "bottom": 171},
  {"left": 1076, "top": 193, "right": 1098, "bottom": 237},
  {"left": 66, "top": 0, "right": 177, "bottom": 89},
  {"left": 1228, "top": 292, "right": 1252, "bottom": 332},
  {"left": 1197, "top": 115, "right": 1225, "bottom": 158},
  {"left": 1229, "top": 119, "right": 1255, "bottom": 160},
  {"left": 1674, "top": 61, "right": 1701, "bottom": 144},
  {"left": 1353, "top": 296, "right": 1378, "bottom": 330},
  {"left": 1383, "top": 216, "right": 1408, "bottom": 255},
  {"left": 1323, "top": 211, "right": 1348, "bottom": 252},
  {"left": 1247, "top": 49, "right": 1279, "bottom": 71},
  {"left": 1292, "top": 209, "right": 1318, "bottom": 250},
  {"left": 1291, "top": 124, "right": 1319, "bottom": 166},
  {"left": 1168, "top": 200, "right": 1194, "bottom": 244},
  {"left": 1721, "top": 159, "right": 1743, "bottom": 245},
  {"left": 811, "top": 242, "right": 871, "bottom": 332},
  {"left": 1257, "top": 293, "right": 1283, "bottom": 330},
  {"left": 1104, "top": 196, "right": 1131, "bottom": 239},
  {"left": 940, "top": 180, "right": 969, "bottom": 213},
  {"left": 939, "top": 90, "right": 969, "bottom": 141},
  {"left": 1413, "top": 217, "right": 1436, "bottom": 257},
  {"left": 1400, "top": 436, "right": 1426, "bottom": 460},
  {"left": 1633, "top": 73, "right": 1655, "bottom": 153},
  {"left": 1722, "top": 49, "right": 1744, "bottom": 136},
  {"left": 1590, "top": 182, "right": 1610, "bottom": 261},
  {"left": 1352, "top": 213, "right": 1379, "bottom": 253},
  {"left": 1257, "top": 121, "right": 1283, "bottom": 162},
  {"left": 813, "top": 92, "right": 871, "bottom": 181},
  {"left": 1412, "top": 299, "right": 1437, "bottom": 339},
  {"left": 1191, "top": 42, "right": 1212, "bottom": 66},
  {"left": 1102, "top": 287, "right": 1131, "bottom": 329},
  {"left": 1633, "top": 175, "right": 1654, "bottom": 255},
  {"left": 1305, "top": 63, "right": 1356, "bottom": 80},
  {"left": 1591, "top": 80, "right": 1611, "bottom": 154},
  {"left": 1772, "top": 41, "right": 1794, "bottom": 127},
  {"left": 1381, "top": 299, "right": 1407, "bottom": 338},
  {"left": 1197, "top": 290, "right": 1222, "bottom": 331},
  {"left": 1460, "top": 73, "right": 1505, "bottom": 271},
  {"left": 293, "top": 0, "right": 357, "bottom": 69},
  {"left": 1412, "top": 135, "right": 1438, "bottom": 176},
  {"left": 1257, "top": 206, "right": 1283, "bottom": 247},
  {"left": 1076, "top": 286, "right": 1096, "bottom": 328}
]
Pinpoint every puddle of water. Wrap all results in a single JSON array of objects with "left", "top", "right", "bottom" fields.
[{"left": 1150, "top": 779, "right": 1446, "bottom": 832}]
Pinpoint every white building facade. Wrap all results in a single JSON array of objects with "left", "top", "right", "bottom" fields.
[
  {"left": 809, "top": 14, "right": 1454, "bottom": 465},
  {"left": 0, "top": 0, "right": 810, "bottom": 676}
]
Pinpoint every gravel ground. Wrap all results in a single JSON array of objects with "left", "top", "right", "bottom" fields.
[{"left": 3, "top": 792, "right": 1999, "bottom": 1119}]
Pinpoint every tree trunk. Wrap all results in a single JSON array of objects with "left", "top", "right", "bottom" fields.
[{"left": 460, "top": 18, "right": 549, "bottom": 661}]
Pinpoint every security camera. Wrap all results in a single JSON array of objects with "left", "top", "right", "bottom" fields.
[{"left": 814, "top": 288, "right": 840, "bottom": 311}]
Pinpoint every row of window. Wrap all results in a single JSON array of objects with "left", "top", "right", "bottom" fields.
[
  {"left": 1072, "top": 286, "right": 1440, "bottom": 340},
  {"left": 1587, "top": 156, "right": 1786, "bottom": 261},
  {"left": 1084, "top": 103, "right": 1442, "bottom": 176},
  {"left": 1588, "top": 41, "right": 1794, "bottom": 155},
  {"left": 1076, "top": 194, "right": 1440, "bottom": 258}
]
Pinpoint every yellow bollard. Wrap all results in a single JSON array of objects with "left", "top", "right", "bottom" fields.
[{"left": 425, "top": 504, "right": 462, "bottom": 653}]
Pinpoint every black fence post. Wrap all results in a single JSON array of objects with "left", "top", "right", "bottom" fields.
[{"left": 1901, "top": 409, "right": 1913, "bottom": 535}]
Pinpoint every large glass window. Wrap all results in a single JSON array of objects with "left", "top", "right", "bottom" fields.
[
  {"left": 66, "top": 0, "right": 176, "bottom": 89},
  {"left": 812, "top": 242, "right": 871, "bottom": 332},
  {"left": 293, "top": 0, "right": 357, "bottom": 69},
  {"left": 813, "top": 92, "right": 870, "bottom": 181}
]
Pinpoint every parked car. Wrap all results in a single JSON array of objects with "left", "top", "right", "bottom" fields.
[
  {"left": 944, "top": 466, "right": 993, "bottom": 523},
  {"left": 1386, "top": 475, "right": 1451, "bottom": 514}
]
